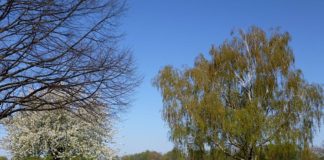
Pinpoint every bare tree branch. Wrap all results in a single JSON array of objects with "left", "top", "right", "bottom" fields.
[{"left": 0, "top": 0, "right": 139, "bottom": 119}]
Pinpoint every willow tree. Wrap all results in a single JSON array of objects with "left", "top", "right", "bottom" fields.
[{"left": 154, "top": 27, "right": 323, "bottom": 160}]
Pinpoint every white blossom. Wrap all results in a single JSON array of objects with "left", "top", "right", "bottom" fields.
[{"left": 1, "top": 99, "right": 116, "bottom": 160}]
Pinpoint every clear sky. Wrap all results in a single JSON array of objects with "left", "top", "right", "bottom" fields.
[{"left": 1, "top": 0, "right": 324, "bottom": 157}]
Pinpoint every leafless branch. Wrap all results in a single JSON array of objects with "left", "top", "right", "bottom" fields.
[{"left": 0, "top": 0, "right": 139, "bottom": 119}]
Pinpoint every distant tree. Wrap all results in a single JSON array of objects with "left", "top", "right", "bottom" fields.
[
  {"left": 0, "top": 156, "right": 7, "bottom": 160},
  {"left": 161, "top": 148, "right": 185, "bottom": 160},
  {"left": 21, "top": 157, "right": 43, "bottom": 160},
  {"left": 313, "top": 143, "right": 324, "bottom": 160},
  {"left": 154, "top": 27, "right": 323, "bottom": 160},
  {"left": 0, "top": 0, "right": 139, "bottom": 120},
  {"left": 112, "top": 156, "right": 122, "bottom": 160},
  {"left": 2, "top": 94, "right": 115, "bottom": 160},
  {"left": 121, "top": 151, "right": 163, "bottom": 160}
]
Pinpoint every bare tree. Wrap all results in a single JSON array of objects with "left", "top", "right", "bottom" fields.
[{"left": 0, "top": 0, "right": 139, "bottom": 119}]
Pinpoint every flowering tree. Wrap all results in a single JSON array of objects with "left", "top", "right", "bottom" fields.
[{"left": 1, "top": 96, "right": 115, "bottom": 159}]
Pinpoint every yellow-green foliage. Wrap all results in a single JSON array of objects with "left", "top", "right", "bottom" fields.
[{"left": 154, "top": 27, "right": 323, "bottom": 160}]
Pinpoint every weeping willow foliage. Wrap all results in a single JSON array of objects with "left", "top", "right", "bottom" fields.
[{"left": 154, "top": 27, "right": 323, "bottom": 160}]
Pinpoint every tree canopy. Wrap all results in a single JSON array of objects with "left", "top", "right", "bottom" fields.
[
  {"left": 0, "top": 0, "right": 139, "bottom": 120},
  {"left": 154, "top": 27, "right": 324, "bottom": 160}
]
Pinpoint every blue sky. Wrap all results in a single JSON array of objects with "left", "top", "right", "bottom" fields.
[{"left": 1, "top": 0, "right": 324, "bottom": 157}]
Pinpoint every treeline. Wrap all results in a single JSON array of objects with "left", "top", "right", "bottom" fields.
[
  {"left": 115, "top": 149, "right": 185, "bottom": 160},
  {"left": 115, "top": 146, "right": 324, "bottom": 160}
]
